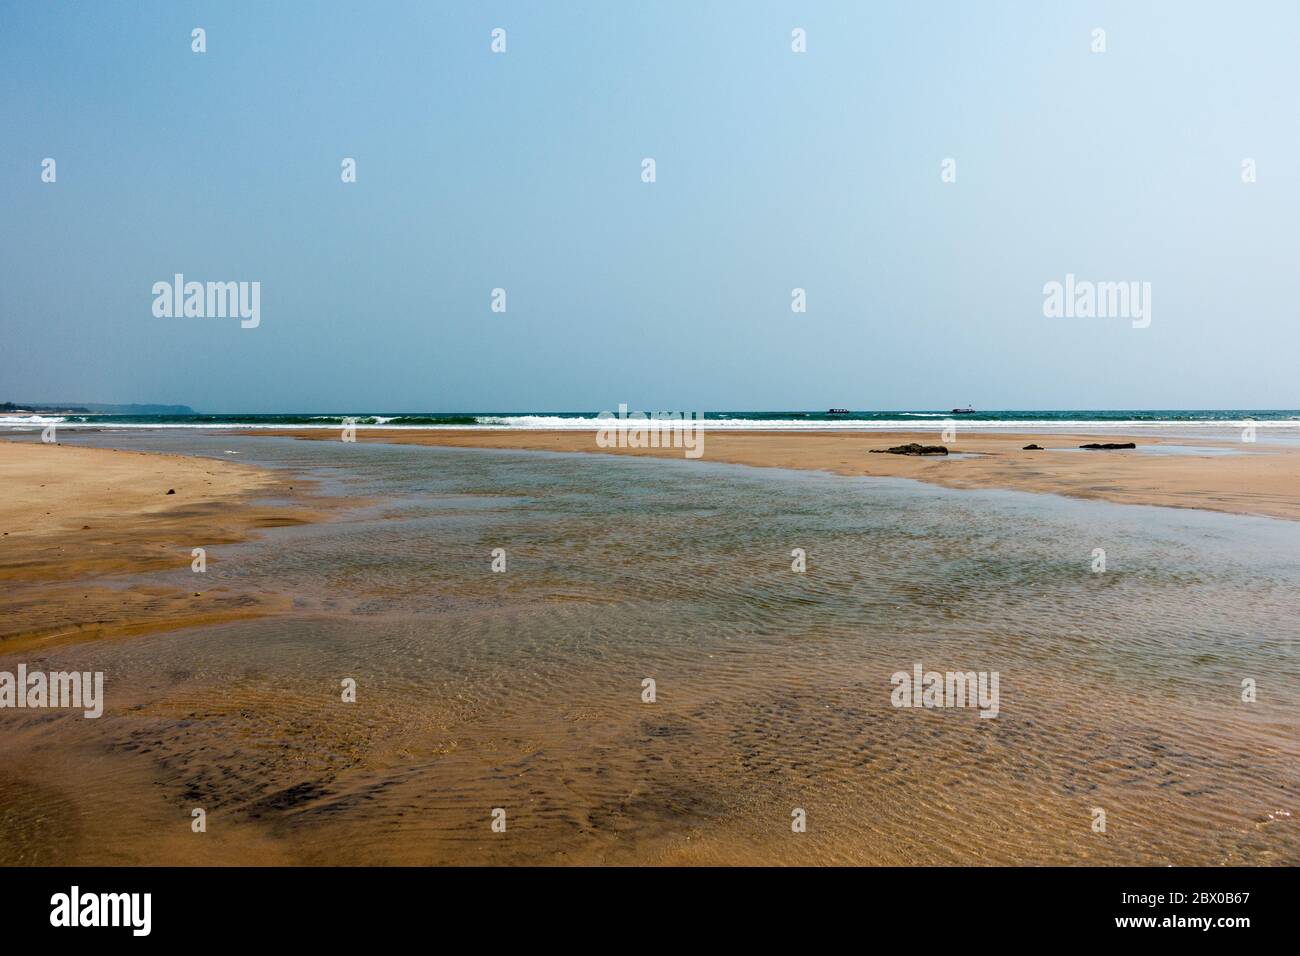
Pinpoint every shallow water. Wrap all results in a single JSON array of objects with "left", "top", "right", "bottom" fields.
[
  {"left": 1, "top": 430, "right": 1297, "bottom": 865},
  {"left": 1050, "top": 443, "right": 1249, "bottom": 456}
]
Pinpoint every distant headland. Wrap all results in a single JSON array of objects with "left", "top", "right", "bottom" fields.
[{"left": 1, "top": 401, "right": 197, "bottom": 416}]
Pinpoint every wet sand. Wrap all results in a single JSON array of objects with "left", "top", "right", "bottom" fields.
[
  {"left": 1, "top": 434, "right": 1296, "bottom": 866},
  {"left": 0, "top": 440, "right": 325, "bottom": 652},
  {"left": 240, "top": 428, "right": 1300, "bottom": 521}
]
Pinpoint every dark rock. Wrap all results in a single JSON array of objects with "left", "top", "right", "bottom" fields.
[
  {"left": 1079, "top": 442, "right": 1136, "bottom": 450},
  {"left": 166, "top": 488, "right": 175, "bottom": 494},
  {"left": 1022, "top": 443, "right": 1044, "bottom": 450},
  {"left": 870, "top": 443, "right": 949, "bottom": 456}
]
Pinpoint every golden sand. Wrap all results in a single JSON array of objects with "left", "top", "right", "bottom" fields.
[
  {"left": 1, "top": 434, "right": 1296, "bottom": 866},
  {"left": 0, "top": 440, "right": 324, "bottom": 651}
]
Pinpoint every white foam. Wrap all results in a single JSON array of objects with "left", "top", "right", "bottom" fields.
[
  {"left": 0, "top": 415, "right": 65, "bottom": 425},
  {"left": 470, "top": 416, "right": 1300, "bottom": 432},
  {"left": 2, "top": 415, "right": 1297, "bottom": 433}
]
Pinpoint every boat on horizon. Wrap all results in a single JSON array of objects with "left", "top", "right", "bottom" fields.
[{"left": 951, "top": 407, "right": 976, "bottom": 414}]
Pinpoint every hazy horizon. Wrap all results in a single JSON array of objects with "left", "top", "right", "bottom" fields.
[{"left": 6, "top": 400, "right": 1299, "bottom": 416}]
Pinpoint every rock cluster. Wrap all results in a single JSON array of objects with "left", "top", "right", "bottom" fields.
[{"left": 870, "top": 443, "right": 949, "bottom": 456}]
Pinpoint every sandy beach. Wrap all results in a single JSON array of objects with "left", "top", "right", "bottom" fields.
[
  {"left": 240, "top": 428, "right": 1300, "bottom": 521},
  {"left": 1, "top": 430, "right": 1297, "bottom": 867},
  {"left": 8, "top": 427, "right": 1296, "bottom": 657},
  {"left": 0, "top": 440, "right": 324, "bottom": 652}
]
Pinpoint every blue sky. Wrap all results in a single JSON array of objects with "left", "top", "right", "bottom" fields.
[{"left": 2, "top": 1, "right": 1297, "bottom": 412}]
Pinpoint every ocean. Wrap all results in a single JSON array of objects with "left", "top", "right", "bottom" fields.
[{"left": 4, "top": 408, "right": 1300, "bottom": 440}]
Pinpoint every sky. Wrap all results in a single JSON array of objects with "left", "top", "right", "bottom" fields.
[{"left": 1, "top": 1, "right": 1297, "bottom": 413}]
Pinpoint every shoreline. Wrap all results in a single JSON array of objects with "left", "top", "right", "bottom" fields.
[
  {"left": 234, "top": 427, "right": 1300, "bottom": 522},
  {"left": 0, "top": 440, "right": 326, "bottom": 652}
]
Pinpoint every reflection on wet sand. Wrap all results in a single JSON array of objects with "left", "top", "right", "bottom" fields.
[{"left": 1, "top": 434, "right": 1297, "bottom": 865}]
